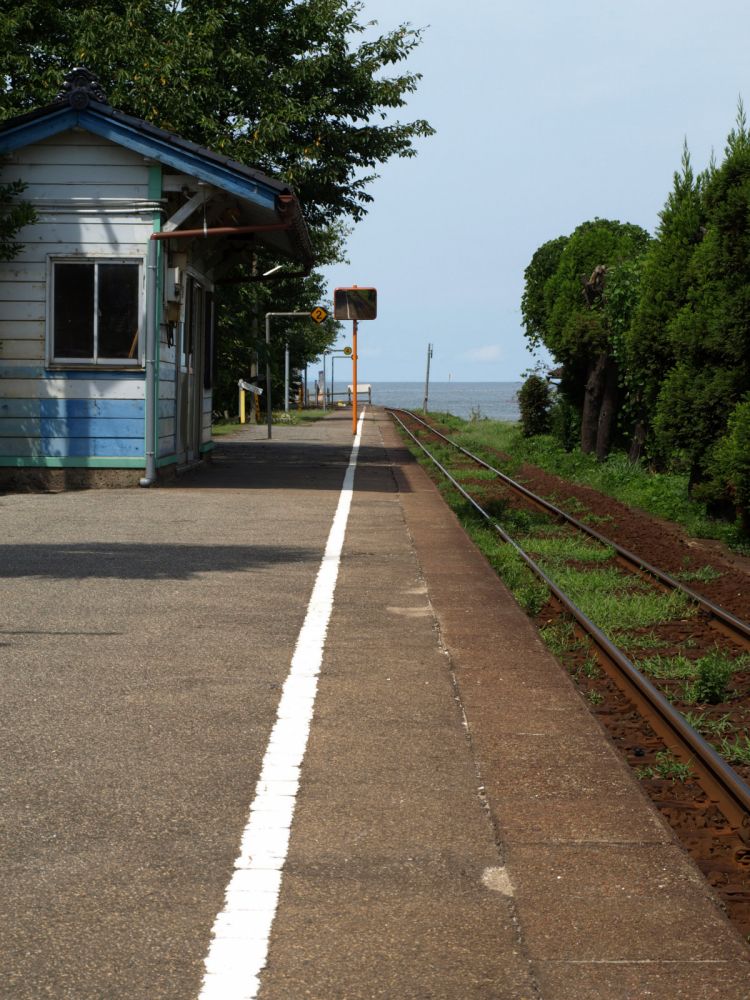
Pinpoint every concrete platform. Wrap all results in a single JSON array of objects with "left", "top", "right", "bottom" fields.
[{"left": 1, "top": 408, "right": 748, "bottom": 999}]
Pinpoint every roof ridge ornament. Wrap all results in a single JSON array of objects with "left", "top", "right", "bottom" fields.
[{"left": 55, "top": 67, "right": 109, "bottom": 110}]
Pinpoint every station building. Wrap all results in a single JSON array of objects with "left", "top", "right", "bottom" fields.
[{"left": 0, "top": 67, "right": 313, "bottom": 488}]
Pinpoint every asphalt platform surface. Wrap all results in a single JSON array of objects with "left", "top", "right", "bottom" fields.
[{"left": 2, "top": 408, "right": 749, "bottom": 999}]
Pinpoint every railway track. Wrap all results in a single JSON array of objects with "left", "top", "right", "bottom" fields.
[{"left": 389, "top": 407, "right": 750, "bottom": 935}]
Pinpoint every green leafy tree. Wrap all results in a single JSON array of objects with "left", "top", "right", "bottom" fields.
[
  {"left": 0, "top": 0, "right": 433, "bottom": 409},
  {"left": 0, "top": 175, "right": 35, "bottom": 261},
  {"left": 0, "top": 1, "right": 433, "bottom": 227},
  {"left": 523, "top": 219, "right": 651, "bottom": 459},
  {"left": 653, "top": 104, "right": 750, "bottom": 497},
  {"left": 623, "top": 142, "right": 706, "bottom": 463},
  {"left": 520, "top": 235, "right": 568, "bottom": 352},
  {"left": 713, "top": 397, "right": 750, "bottom": 533}
]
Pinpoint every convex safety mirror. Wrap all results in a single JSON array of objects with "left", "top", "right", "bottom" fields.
[{"left": 334, "top": 287, "right": 377, "bottom": 321}]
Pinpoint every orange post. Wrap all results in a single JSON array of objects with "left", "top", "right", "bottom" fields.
[{"left": 351, "top": 318, "right": 358, "bottom": 435}]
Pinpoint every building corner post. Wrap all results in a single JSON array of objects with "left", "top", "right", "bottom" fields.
[{"left": 140, "top": 236, "right": 158, "bottom": 487}]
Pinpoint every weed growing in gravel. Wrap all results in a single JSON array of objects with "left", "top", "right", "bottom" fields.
[
  {"left": 580, "top": 512, "right": 615, "bottom": 527},
  {"left": 587, "top": 690, "right": 604, "bottom": 705},
  {"left": 612, "top": 630, "right": 668, "bottom": 652},
  {"left": 638, "top": 654, "right": 697, "bottom": 680},
  {"left": 636, "top": 750, "right": 693, "bottom": 782},
  {"left": 675, "top": 565, "right": 722, "bottom": 584},
  {"left": 496, "top": 507, "right": 548, "bottom": 536},
  {"left": 693, "top": 648, "right": 743, "bottom": 704},
  {"left": 471, "top": 525, "right": 549, "bottom": 615},
  {"left": 452, "top": 467, "right": 497, "bottom": 482},
  {"left": 520, "top": 534, "right": 614, "bottom": 566},
  {"left": 581, "top": 655, "right": 602, "bottom": 679},
  {"left": 539, "top": 622, "right": 576, "bottom": 656},
  {"left": 683, "top": 711, "right": 734, "bottom": 738},
  {"left": 717, "top": 735, "right": 750, "bottom": 766},
  {"left": 549, "top": 566, "right": 695, "bottom": 634},
  {"left": 532, "top": 523, "right": 568, "bottom": 537}
]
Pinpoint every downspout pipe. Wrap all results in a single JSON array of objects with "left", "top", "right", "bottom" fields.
[{"left": 139, "top": 235, "right": 159, "bottom": 487}]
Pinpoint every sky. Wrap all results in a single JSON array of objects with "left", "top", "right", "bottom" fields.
[{"left": 318, "top": 0, "right": 750, "bottom": 383}]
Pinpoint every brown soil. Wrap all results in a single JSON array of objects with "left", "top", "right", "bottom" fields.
[{"left": 514, "top": 461, "right": 750, "bottom": 622}]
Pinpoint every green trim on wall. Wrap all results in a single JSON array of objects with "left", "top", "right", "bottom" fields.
[
  {"left": 200, "top": 441, "right": 216, "bottom": 453},
  {"left": 148, "top": 165, "right": 162, "bottom": 201},
  {"left": 0, "top": 456, "right": 144, "bottom": 469}
]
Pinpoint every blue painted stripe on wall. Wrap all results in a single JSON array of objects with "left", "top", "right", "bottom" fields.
[
  {"left": 0, "top": 419, "right": 143, "bottom": 439},
  {"left": 39, "top": 398, "right": 146, "bottom": 419},
  {"left": 0, "top": 399, "right": 40, "bottom": 419},
  {"left": 39, "top": 418, "right": 144, "bottom": 439},
  {"left": 0, "top": 396, "right": 171, "bottom": 420},
  {"left": 41, "top": 437, "right": 144, "bottom": 458}
]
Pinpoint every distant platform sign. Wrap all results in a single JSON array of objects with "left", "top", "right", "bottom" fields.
[{"left": 334, "top": 287, "right": 377, "bottom": 321}]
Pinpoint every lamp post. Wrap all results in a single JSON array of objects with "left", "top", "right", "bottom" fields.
[{"left": 266, "top": 311, "right": 317, "bottom": 439}]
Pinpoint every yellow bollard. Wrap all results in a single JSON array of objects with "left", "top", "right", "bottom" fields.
[{"left": 240, "top": 388, "right": 246, "bottom": 424}]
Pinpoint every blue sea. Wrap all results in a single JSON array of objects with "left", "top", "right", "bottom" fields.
[{"left": 328, "top": 381, "right": 522, "bottom": 422}]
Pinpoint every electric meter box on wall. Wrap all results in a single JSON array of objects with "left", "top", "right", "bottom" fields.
[{"left": 333, "top": 287, "right": 377, "bottom": 321}]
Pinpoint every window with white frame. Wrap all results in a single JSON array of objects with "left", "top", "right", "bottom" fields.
[{"left": 50, "top": 259, "right": 143, "bottom": 365}]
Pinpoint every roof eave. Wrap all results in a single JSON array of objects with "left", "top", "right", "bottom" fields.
[{"left": 0, "top": 100, "right": 315, "bottom": 268}]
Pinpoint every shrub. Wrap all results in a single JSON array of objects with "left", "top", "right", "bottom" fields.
[
  {"left": 713, "top": 398, "right": 750, "bottom": 534},
  {"left": 549, "top": 395, "right": 579, "bottom": 451},
  {"left": 517, "top": 374, "right": 551, "bottom": 437}
]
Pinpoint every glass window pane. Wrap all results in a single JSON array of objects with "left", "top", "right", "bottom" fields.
[
  {"left": 98, "top": 263, "right": 140, "bottom": 359},
  {"left": 54, "top": 263, "right": 94, "bottom": 358}
]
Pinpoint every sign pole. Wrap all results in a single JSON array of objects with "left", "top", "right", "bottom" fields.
[
  {"left": 332, "top": 286, "right": 375, "bottom": 435},
  {"left": 265, "top": 312, "right": 272, "bottom": 439},
  {"left": 284, "top": 341, "right": 290, "bottom": 414},
  {"left": 351, "top": 318, "right": 358, "bottom": 435},
  {"left": 265, "top": 307, "right": 329, "bottom": 439}
]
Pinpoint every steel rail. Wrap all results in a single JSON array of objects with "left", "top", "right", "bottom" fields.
[
  {"left": 389, "top": 408, "right": 750, "bottom": 841},
  {"left": 389, "top": 408, "right": 750, "bottom": 641}
]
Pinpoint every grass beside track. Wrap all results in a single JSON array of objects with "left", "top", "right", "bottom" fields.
[{"left": 424, "top": 411, "right": 748, "bottom": 553}]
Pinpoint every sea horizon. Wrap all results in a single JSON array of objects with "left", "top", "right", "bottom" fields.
[{"left": 319, "top": 379, "right": 522, "bottom": 422}]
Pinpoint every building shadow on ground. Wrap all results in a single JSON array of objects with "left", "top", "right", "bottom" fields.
[{"left": 0, "top": 542, "right": 317, "bottom": 580}]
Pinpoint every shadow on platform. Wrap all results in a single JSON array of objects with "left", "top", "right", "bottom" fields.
[{"left": 0, "top": 542, "right": 318, "bottom": 581}]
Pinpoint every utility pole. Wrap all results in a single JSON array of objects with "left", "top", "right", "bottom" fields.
[
  {"left": 423, "top": 342, "right": 433, "bottom": 412},
  {"left": 284, "top": 341, "right": 290, "bottom": 414}
]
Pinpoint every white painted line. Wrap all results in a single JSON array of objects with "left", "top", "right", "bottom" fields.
[{"left": 198, "top": 408, "right": 367, "bottom": 1000}]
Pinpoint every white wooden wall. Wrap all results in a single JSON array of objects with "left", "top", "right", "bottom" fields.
[{"left": 0, "top": 131, "right": 157, "bottom": 463}]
